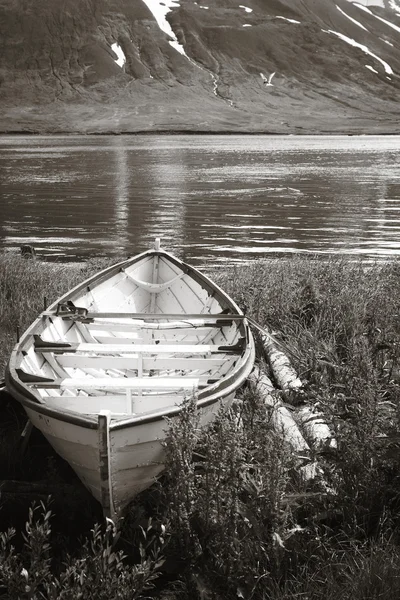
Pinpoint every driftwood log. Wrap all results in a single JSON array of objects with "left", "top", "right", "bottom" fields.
[
  {"left": 260, "top": 333, "right": 303, "bottom": 401},
  {"left": 295, "top": 405, "right": 337, "bottom": 452},
  {"left": 248, "top": 366, "right": 318, "bottom": 481},
  {"left": 257, "top": 327, "right": 336, "bottom": 452}
]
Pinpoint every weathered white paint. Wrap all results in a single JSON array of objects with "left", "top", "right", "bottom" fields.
[{"left": 8, "top": 244, "right": 256, "bottom": 517}]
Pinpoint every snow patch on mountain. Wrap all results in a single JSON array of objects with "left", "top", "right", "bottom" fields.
[
  {"left": 389, "top": 0, "right": 400, "bottom": 15},
  {"left": 323, "top": 29, "right": 394, "bottom": 74},
  {"left": 111, "top": 43, "right": 126, "bottom": 68},
  {"left": 366, "top": 64, "right": 379, "bottom": 73},
  {"left": 347, "top": 0, "right": 384, "bottom": 5},
  {"left": 141, "top": 0, "right": 188, "bottom": 56},
  {"left": 336, "top": 5, "right": 368, "bottom": 31},
  {"left": 239, "top": 5, "right": 253, "bottom": 13},
  {"left": 141, "top": 0, "right": 235, "bottom": 102},
  {"left": 355, "top": 3, "right": 400, "bottom": 33},
  {"left": 276, "top": 16, "right": 301, "bottom": 24}
]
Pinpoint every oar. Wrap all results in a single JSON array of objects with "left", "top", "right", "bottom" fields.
[{"left": 245, "top": 316, "right": 297, "bottom": 360}]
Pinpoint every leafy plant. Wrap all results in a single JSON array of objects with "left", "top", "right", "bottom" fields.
[{"left": 0, "top": 501, "right": 167, "bottom": 600}]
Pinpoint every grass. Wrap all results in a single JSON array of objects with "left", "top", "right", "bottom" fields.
[
  {"left": 1, "top": 252, "right": 400, "bottom": 598},
  {"left": 0, "top": 254, "right": 117, "bottom": 374}
]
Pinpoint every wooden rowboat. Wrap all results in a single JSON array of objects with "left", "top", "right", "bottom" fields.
[{"left": 6, "top": 240, "right": 255, "bottom": 519}]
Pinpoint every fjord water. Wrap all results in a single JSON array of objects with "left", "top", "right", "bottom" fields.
[{"left": 1, "top": 134, "right": 400, "bottom": 268}]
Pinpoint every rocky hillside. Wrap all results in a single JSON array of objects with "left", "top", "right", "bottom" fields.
[{"left": 1, "top": 0, "right": 400, "bottom": 133}]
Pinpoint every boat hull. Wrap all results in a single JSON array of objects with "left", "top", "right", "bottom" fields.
[
  {"left": 25, "top": 390, "right": 236, "bottom": 516},
  {"left": 6, "top": 243, "right": 255, "bottom": 518}
]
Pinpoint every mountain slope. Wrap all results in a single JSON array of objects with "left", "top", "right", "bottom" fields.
[{"left": 1, "top": 0, "right": 400, "bottom": 133}]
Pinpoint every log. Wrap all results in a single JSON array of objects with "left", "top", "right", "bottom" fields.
[
  {"left": 294, "top": 406, "right": 337, "bottom": 452},
  {"left": 260, "top": 338, "right": 337, "bottom": 452},
  {"left": 246, "top": 318, "right": 303, "bottom": 402},
  {"left": 248, "top": 366, "right": 318, "bottom": 481},
  {"left": 260, "top": 333, "right": 303, "bottom": 401},
  {"left": 247, "top": 320, "right": 336, "bottom": 477}
]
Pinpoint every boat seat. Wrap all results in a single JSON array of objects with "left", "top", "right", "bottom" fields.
[
  {"left": 32, "top": 377, "right": 202, "bottom": 390},
  {"left": 55, "top": 355, "right": 230, "bottom": 370},
  {"left": 34, "top": 336, "right": 245, "bottom": 355}
]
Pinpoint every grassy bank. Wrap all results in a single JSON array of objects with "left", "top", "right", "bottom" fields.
[{"left": 1, "top": 253, "right": 400, "bottom": 599}]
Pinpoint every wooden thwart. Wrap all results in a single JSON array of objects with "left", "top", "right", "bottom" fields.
[
  {"left": 91, "top": 336, "right": 217, "bottom": 345},
  {"left": 55, "top": 356, "right": 230, "bottom": 370},
  {"left": 33, "top": 377, "right": 201, "bottom": 390},
  {"left": 86, "top": 322, "right": 224, "bottom": 333}
]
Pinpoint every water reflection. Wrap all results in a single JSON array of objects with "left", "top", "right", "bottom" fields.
[
  {"left": 1, "top": 135, "right": 400, "bottom": 267},
  {"left": 141, "top": 139, "right": 190, "bottom": 258},
  {"left": 113, "top": 138, "right": 129, "bottom": 252}
]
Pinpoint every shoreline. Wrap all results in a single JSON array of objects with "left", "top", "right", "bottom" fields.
[{"left": 1, "top": 129, "right": 400, "bottom": 136}]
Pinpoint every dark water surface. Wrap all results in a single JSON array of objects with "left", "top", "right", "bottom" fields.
[{"left": 1, "top": 134, "right": 400, "bottom": 268}]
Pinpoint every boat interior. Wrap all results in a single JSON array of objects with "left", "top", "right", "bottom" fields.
[{"left": 15, "top": 251, "right": 247, "bottom": 417}]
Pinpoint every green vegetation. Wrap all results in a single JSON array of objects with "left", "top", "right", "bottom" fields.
[{"left": 1, "top": 253, "right": 400, "bottom": 599}]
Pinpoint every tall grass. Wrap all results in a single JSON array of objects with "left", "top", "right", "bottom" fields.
[
  {"left": 158, "top": 256, "right": 400, "bottom": 598},
  {"left": 0, "top": 254, "right": 114, "bottom": 374},
  {"left": 161, "top": 393, "right": 400, "bottom": 599},
  {"left": 215, "top": 257, "right": 400, "bottom": 531},
  {"left": 1, "top": 253, "right": 400, "bottom": 598}
]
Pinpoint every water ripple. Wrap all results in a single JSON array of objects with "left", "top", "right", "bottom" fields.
[{"left": 1, "top": 134, "right": 400, "bottom": 266}]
